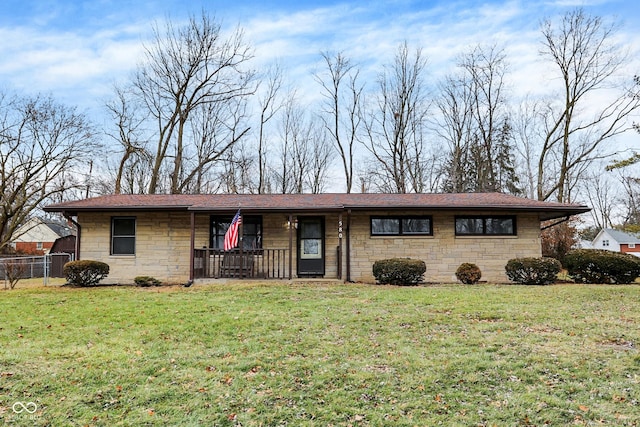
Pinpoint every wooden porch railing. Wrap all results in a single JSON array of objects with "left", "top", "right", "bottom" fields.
[{"left": 193, "top": 248, "right": 290, "bottom": 280}]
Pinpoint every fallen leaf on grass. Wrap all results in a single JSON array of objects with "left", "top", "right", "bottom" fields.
[{"left": 578, "top": 405, "right": 589, "bottom": 412}]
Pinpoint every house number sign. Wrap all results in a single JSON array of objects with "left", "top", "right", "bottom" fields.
[{"left": 338, "top": 220, "right": 343, "bottom": 240}]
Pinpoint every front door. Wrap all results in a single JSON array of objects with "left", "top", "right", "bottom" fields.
[{"left": 297, "top": 217, "right": 325, "bottom": 277}]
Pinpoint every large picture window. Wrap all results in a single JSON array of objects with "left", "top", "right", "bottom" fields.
[
  {"left": 455, "top": 216, "right": 516, "bottom": 236},
  {"left": 371, "top": 216, "right": 432, "bottom": 236},
  {"left": 111, "top": 217, "right": 136, "bottom": 255},
  {"left": 210, "top": 215, "right": 262, "bottom": 249}
]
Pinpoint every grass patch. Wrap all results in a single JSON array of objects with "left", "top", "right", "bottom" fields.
[{"left": 1, "top": 283, "right": 639, "bottom": 425}]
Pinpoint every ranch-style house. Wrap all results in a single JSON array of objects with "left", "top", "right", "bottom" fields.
[{"left": 44, "top": 192, "right": 590, "bottom": 284}]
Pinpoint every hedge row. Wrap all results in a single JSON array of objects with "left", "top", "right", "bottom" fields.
[{"left": 373, "top": 249, "right": 640, "bottom": 286}]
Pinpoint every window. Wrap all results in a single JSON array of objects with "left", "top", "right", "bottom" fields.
[
  {"left": 36, "top": 242, "right": 43, "bottom": 250},
  {"left": 628, "top": 243, "right": 635, "bottom": 249},
  {"left": 455, "top": 216, "right": 516, "bottom": 236},
  {"left": 602, "top": 239, "right": 610, "bottom": 247},
  {"left": 210, "top": 215, "right": 262, "bottom": 249},
  {"left": 371, "top": 216, "right": 432, "bottom": 236},
  {"left": 111, "top": 217, "right": 136, "bottom": 255}
]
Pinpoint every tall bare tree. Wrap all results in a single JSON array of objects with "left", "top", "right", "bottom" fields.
[
  {"left": 105, "top": 85, "right": 151, "bottom": 194},
  {"left": 132, "top": 12, "right": 256, "bottom": 194},
  {"left": 362, "top": 42, "right": 431, "bottom": 193},
  {"left": 271, "top": 93, "right": 330, "bottom": 194},
  {"left": 436, "top": 44, "right": 518, "bottom": 193},
  {"left": 315, "top": 52, "right": 363, "bottom": 193},
  {"left": 537, "top": 8, "right": 640, "bottom": 202},
  {"left": 0, "top": 91, "right": 96, "bottom": 251},
  {"left": 256, "top": 63, "right": 284, "bottom": 194}
]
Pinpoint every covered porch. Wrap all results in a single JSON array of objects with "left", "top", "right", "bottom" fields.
[{"left": 188, "top": 212, "right": 346, "bottom": 281}]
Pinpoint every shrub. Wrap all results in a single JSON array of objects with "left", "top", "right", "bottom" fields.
[
  {"left": 455, "top": 263, "right": 482, "bottom": 284},
  {"left": 505, "top": 257, "right": 561, "bottom": 285},
  {"left": 63, "top": 260, "right": 109, "bottom": 286},
  {"left": 372, "top": 258, "right": 426, "bottom": 286},
  {"left": 564, "top": 249, "right": 640, "bottom": 284},
  {"left": 134, "top": 276, "right": 161, "bottom": 287}
]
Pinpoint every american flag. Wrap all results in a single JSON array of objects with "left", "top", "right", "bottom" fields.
[{"left": 224, "top": 210, "right": 242, "bottom": 251}]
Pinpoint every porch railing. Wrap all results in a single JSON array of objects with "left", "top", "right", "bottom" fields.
[{"left": 193, "top": 248, "right": 290, "bottom": 280}]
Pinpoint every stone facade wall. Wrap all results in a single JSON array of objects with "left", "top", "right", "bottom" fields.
[
  {"left": 348, "top": 211, "right": 541, "bottom": 283},
  {"left": 79, "top": 211, "right": 193, "bottom": 284},
  {"left": 78, "top": 210, "right": 541, "bottom": 284}
]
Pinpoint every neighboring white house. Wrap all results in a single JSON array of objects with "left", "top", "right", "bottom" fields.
[
  {"left": 11, "top": 217, "right": 74, "bottom": 255},
  {"left": 591, "top": 228, "right": 640, "bottom": 257}
]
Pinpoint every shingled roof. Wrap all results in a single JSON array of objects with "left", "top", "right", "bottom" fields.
[{"left": 44, "top": 193, "right": 590, "bottom": 221}]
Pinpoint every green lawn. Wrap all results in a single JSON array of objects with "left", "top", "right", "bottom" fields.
[{"left": 1, "top": 282, "right": 639, "bottom": 426}]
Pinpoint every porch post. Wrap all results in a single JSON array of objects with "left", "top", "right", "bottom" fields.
[
  {"left": 239, "top": 220, "right": 244, "bottom": 279},
  {"left": 338, "top": 213, "right": 343, "bottom": 280},
  {"left": 189, "top": 211, "right": 195, "bottom": 281},
  {"left": 346, "top": 209, "right": 351, "bottom": 282},
  {"left": 288, "top": 214, "right": 293, "bottom": 280}
]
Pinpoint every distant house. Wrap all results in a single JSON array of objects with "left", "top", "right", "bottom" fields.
[
  {"left": 11, "top": 217, "right": 75, "bottom": 255},
  {"left": 592, "top": 228, "right": 640, "bottom": 257},
  {"left": 44, "top": 193, "right": 590, "bottom": 284}
]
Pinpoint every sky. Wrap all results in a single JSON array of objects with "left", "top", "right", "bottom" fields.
[{"left": 2, "top": 0, "right": 640, "bottom": 126}]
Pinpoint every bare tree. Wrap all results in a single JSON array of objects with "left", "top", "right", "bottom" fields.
[
  {"left": 513, "top": 97, "right": 545, "bottom": 199},
  {"left": 132, "top": 12, "right": 256, "bottom": 194},
  {"left": 256, "top": 63, "right": 284, "bottom": 194},
  {"left": 362, "top": 42, "right": 431, "bottom": 193},
  {"left": 105, "top": 85, "right": 151, "bottom": 194},
  {"left": 0, "top": 91, "right": 96, "bottom": 251},
  {"left": 315, "top": 51, "right": 363, "bottom": 193},
  {"left": 271, "top": 93, "right": 330, "bottom": 194},
  {"left": 436, "top": 44, "right": 518, "bottom": 193},
  {"left": 537, "top": 8, "right": 640, "bottom": 202},
  {"left": 581, "top": 169, "right": 617, "bottom": 229}
]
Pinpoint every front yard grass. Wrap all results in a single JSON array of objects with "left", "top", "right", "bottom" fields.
[{"left": 1, "top": 282, "right": 639, "bottom": 426}]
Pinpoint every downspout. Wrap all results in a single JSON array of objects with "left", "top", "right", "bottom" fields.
[
  {"left": 288, "top": 214, "right": 293, "bottom": 280},
  {"left": 63, "top": 212, "right": 81, "bottom": 260}
]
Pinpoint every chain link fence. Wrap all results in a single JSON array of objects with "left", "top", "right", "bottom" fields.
[{"left": 1, "top": 253, "right": 73, "bottom": 289}]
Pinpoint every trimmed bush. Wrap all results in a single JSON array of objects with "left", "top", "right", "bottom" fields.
[
  {"left": 455, "top": 263, "right": 482, "bottom": 284},
  {"left": 564, "top": 249, "right": 640, "bottom": 284},
  {"left": 134, "top": 276, "right": 161, "bottom": 287},
  {"left": 372, "top": 258, "right": 426, "bottom": 286},
  {"left": 63, "top": 260, "right": 109, "bottom": 286},
  {"left": 505, "top": 257, "right": 561, "bottom": 285}
]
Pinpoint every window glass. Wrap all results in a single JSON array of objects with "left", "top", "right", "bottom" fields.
[
  {"left": 455, "top": 217, "right": 484, "bottom": 235},
  {"left": 485, "top": 217, "right": 514, "bottom": 235},
  {"left": 371, "top": 218, "right": 400, "bottom": 235},
  {"left": 402, "top": 218, "right": 431, "bottom": 234},
  {"left": 112, "top": 217, "right": 135, "bottom": 255},
  {"left": 455, "top": 216, "right": 516, "bottom": 236},
  {"left": 371, "top": 216, "right": 432, "bottom": 236},
  {"left": 210, "top": 216, "right": 262, "bottom": 249},
  {"left": 300, "top": 222, "right": 322, "bottom": 239}
]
